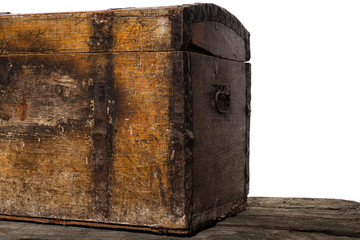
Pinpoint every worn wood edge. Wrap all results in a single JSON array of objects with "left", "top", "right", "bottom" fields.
[
  {"left": 182, "top": 3, "right": 250, "bottom": 61},
  {"left": 190, "top": 200, "right": 247, "bottom": 233},
  {"left": 185, "top": 51, "right": 249, "bottom": 233},
  {"left": 0, "top": 6, "right": 180, "bottom": 18},
  {"left": 164, "top": 51, "right": 191, "bottom": 229},
  {"left": 205, "top": 226, "right": 360, "bottom": 240},
  {"left": 248, "top": 197, "right": 360, "bottom": 207},
  {"left": 0, "top": 7, "right": 180, "bottom": 54},
  {"left": 0, "top": 197, "right": 358, "bottom": 239},
  {"left": 223, "top": 197, "right": 360, "bottom": 238},
  {"left": 188, "top": 21, "right": 247, "bottom": 61},
  {"left": 245, "top": 63, "right": 251, "bottom": 196},
  {"left": 0, "top": 51, "right": 190, "bottom": 232},
  {"left": 182, "top": 51, "right": 194, "bottom": 230},
  {"left": 0, "top": 214, "right": 191, "bottom": 235},
  {"left": 0, "top": 3, "right": 250, "bottom": 60}
]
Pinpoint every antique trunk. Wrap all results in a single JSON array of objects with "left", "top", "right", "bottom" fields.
[{"left": 0, "top": 4, "right": 251, "bottom": 234}]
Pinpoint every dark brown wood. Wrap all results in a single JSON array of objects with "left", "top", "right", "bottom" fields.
[
  {"left": 189, "top": 52, "right": 249, "bottom": 231},
  {"left": 245, "top": 63, "right": 251, "bottom": 196},
  {"left": 0, "top": 197, "right": 358, "bottom": 239},
  {"left": 182, "top": 4, "right": 250, "bottom": 61},
  {"left": 190, "top": 21, "right": 247, "bottom": 61}
]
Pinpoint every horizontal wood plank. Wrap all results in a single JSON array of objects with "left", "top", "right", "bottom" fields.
[
  {"left": 0, "top": 4, "right": 250, "bottom": 61},
  {"left": 219, "top": 197, "right": 360, "bottom": 238},
  {"left": 0, "top": 197, "right": 358, "bottom": 239},
  {"left": 0, "top": 13, "right": 176, "bottom": 53}
]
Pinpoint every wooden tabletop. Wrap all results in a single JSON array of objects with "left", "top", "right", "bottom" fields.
[{"left": 1, "top": 197, "right": 359, "bottom": 239}]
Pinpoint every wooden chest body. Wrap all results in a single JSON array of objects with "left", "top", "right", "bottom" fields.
[{"left": 0, "top": 4, "right": 251, "bottom": 234}]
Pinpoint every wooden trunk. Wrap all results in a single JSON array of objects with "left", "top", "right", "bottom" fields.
[{"left": 0, "top": 4, "right": 251, "bottom": 234}]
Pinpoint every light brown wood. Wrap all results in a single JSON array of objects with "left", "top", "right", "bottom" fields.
[
  {"left": 110, "top": 52, "right": 186, "bottom": 228},
  {"left": 0, "top": 54, "right": 95, "bottom": 220},
  {"left": 0, "top": 52, "right": 184, "bottom": 229},
  {"left": 0, "top": 4, "right": 250, "bottom": 58},
  {"left": 0, "top": 11, "right": 177, "bottom": 53}
]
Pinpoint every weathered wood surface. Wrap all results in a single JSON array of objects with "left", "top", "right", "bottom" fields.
[
  {"left": 0, "top": 51, "right": 250, "bottom": 234},
  {"left": 0, "top": 197, "right": 358, "bottom": 239},
  {"left": 0, "top": 52, "right": 188, "bottom": 231},
  {"left": 190, "top": 21, "right": 247, "bottom": 60},
  {"left": 0, "top": 4, "right": 250, "bottom": 61},
  {"left": 190, "top": 52, "right": 250, "bottom": 230},
  {"left": 0, "top": 3, "right": 251, "bottom": 233}
]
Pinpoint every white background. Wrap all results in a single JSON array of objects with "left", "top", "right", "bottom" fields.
[{"left": 2, "top": 0, "right": 359, "bottom": 202}]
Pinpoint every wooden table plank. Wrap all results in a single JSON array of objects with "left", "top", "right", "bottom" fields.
[
  {"left": 1, "top": 197, "right": 359, "bottom": 239},
  {"left": 219, "top": 197, "right": 360, "bottom": 239}
]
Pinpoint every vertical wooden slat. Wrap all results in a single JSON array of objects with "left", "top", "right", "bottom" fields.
[
  {"left": 190, "top": 52, "right": 247, "bottom": 230},
  {"left": 245, "top": 63, "right": 251, "bottom": 196},
  {"left": 89, "top": 12, "right": 115, "bottom": 219}
]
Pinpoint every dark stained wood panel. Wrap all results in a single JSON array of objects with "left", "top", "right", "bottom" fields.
[
  {"left": 190, "top": 52, "right": 249, "bottom": 229},
  {"left": 190, "top": 21, "right": 247, "bottom": 61}
]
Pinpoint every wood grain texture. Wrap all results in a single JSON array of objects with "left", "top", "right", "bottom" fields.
[
  {"left": 0, "top": 11, "right": 177, "bottom": 54},
  {"left": 182, "top": 4, "right": 250, "bottom": 61},
  {"left": 245, "top": 64, "right": 251, "bottom": 196},
  {"left": 0, "top": 52, "right": 186, "bottom": 230},
  {"left": 221, "top": 197, "right": 360, "bottom": 238},
  {"left": 108, "top": 52, "right": 187, "bottom": 229},
  {"left": 0, "top": 4, "right": 250, "bottom": 61},
  {"left": 0, "top": 54, "right": 95, "bottom": 220},
  {"left": 0, "top": 197, "right": 358, "bottom": 239},
  {"left": 189, "top": 52, "right": 248, "bottom": 231},
  {"left": 190, "top": 21, "right": 246, "bottom": 61},
  {"left": 0, "top": 50, "right": 249, "bottom": 233},
  {"left": 0, "top": 3, "right": 250, "bottom": 234}
]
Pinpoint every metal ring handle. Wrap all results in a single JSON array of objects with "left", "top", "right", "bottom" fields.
[{"left": 215, "top": 90, "right": 231, "bottom": 114}]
